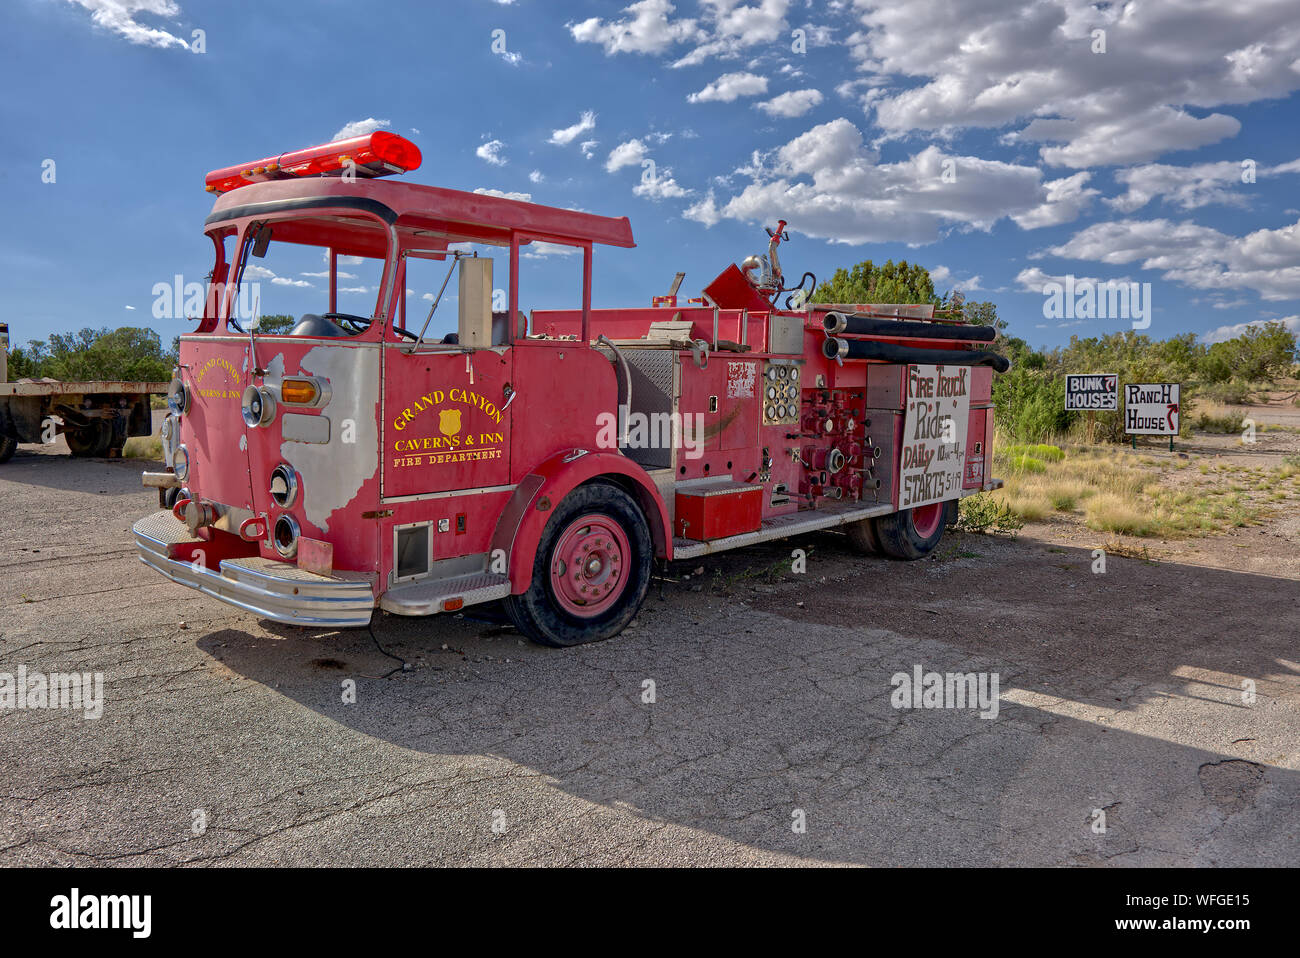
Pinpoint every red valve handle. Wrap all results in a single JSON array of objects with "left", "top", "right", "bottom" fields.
[{"left": 173, "top": 498, "right": 192, "bottom": 522}]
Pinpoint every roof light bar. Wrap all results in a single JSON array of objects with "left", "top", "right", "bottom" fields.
[{"left": 204, "top": 132, "right": 422, "bottom": 195}]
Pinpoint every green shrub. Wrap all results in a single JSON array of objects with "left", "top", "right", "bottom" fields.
[
  {"left": 1194, "top": 412, "right": 1245, "bottom": 434},
  {"left": 958, "top": 494, "right": 1024, "bottom": 535},
  {"left": 992, "top": 369, "right": 1072, "bottom": 442},
  {"left": 1197, "top": 381, "right": 1254, "bottom": 405}
]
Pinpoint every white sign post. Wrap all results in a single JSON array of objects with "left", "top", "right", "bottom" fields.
[
  {"left": 1124, "top": 382, "right": 1180, "bottom": 450},
  {"left": 900, "top": 364, "right": 970, "bottom": 511},
  {"left": 1066, "top": 373, "right": 1118, "bottom": 444},
  {"left": 1065, "top": 373, "right": 1118, "bottom": 411}
]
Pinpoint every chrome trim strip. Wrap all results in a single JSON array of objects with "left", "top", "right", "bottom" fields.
[{"left": 380, "top": 482, "right": 517, "bottom": 505}]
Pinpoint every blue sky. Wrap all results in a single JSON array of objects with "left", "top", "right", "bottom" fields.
[{"left": 2, "top": 0, "right": 1299, "bottom": 353}]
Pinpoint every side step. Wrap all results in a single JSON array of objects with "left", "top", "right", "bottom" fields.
[
  {"left": 669, "top": 482, "right": 1000, "bottom": 560},
  {"left": 380, "top": 571, "right": 511, "bottom": 616},
  {"left": 672, "top": 500, "right": 896, "bottom": 560}
]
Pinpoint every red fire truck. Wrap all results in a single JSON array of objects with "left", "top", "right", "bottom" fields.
[{"left": 133, "top": 132, "right": 1008, "bottom": 646}]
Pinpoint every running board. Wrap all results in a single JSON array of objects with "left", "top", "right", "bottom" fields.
[
  {"left": 671, "top": 500, "right": 896, "bottom": 559},
  {"left": 380, "top": 571, "right": 511, "bottom": 616},
  {"left": 669, "top": 482, "right": 1002, "bottom": 560}
]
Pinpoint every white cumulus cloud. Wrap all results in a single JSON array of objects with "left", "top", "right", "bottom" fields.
[
  {"left": 1201, "top": 315, "right": 1300, "bottom": 344},
  {"left": 476, "top": 139, "right": 508, "bottom": 166},
  {"left": 569, "top": 0, "right": 702, "bottom": 55},
  {"left": 606, "top": 139, "right": 649, "bottom": 172},
  {"left": 699, "top": 117, "right": 1093, "bottom": 245},
  {"left": 474, "top": 187, "right": 532, "bottom": 201},
  {"left": 332, "top": 117, "right": 390, "bottom": 141},
  {"left": 1045, "top": 216, "right": 1300, "bottom": 301},
  {"left": 851, "top": 0, "right": 1300, "bottom": 168},
  {"left": 755, "top": 88, "right": 823, "bottom": 118},
  {"left": 65, "top": 0, "right": 189, "bottom": 49},
  {"left": 549, "top": 111, "right": 597, "bottom": 146},
  {"left": 687, "top": 71, "right": 769, "bottom": 103}
]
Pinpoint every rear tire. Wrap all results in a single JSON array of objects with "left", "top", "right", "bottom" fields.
[
  {"left": 66, "top": 420, "right": 112, "bottom": 458},
  {"left": 874, "top": 502, "right": 947, "bottom": 560},
  {"left": 0, "top": 436, "right": 16, "bottom": 464},
  {"left": 505, "top": 482, "right": 652, "bottom": 647},
  {"left": 845, "top": 515, "right": 883, "bottom": 555}
]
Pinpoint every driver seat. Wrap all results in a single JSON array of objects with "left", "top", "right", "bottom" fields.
[{"left": 291, "top": 314, "right": 350, "bottom": 337}]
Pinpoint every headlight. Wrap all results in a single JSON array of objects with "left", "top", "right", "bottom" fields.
[
  {"left": 241, "top": 385, "right": 276, "bottom": 428},
  {"left": 273, "top": 514, "right": 300, "bottom": 559},
  {"left": 166, "top": 378, "right": 190, "bottom": 415},
  {"left": 269, "top": 463, "right": 299, "bottom": 508},
  {"left": 174, "top": 444, "right": 190, "bottom": 481}
]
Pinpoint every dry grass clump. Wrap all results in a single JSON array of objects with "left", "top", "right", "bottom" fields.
[{"left": 988, "top": 434, "right": 1279, "bottom": 538}]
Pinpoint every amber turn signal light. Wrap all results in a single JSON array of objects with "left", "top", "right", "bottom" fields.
[{"left": 280, "top": 379, "right": 319, "bottom": 405}]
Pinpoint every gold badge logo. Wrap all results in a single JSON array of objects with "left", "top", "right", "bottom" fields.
[{"left": 438, "top": 408, "right": 461, "bottom": 438}]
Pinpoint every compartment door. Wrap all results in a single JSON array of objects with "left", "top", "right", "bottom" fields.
[{"left": 382, "top": 349, "right": 513, "bottom": 498}]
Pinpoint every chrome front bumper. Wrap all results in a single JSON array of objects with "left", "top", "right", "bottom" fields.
[{"left": 132, "top": 511, "right": 375, "bottom": 628}]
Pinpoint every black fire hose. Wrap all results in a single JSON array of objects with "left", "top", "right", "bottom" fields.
[
  {"left": 822, "top": 311, "right": 997, "bottom": 342},
  {"left": 822, "top": 335, "right": 1011, "bottom": 372}
]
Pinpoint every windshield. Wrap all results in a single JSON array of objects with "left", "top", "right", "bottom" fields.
[{"left": 228, "top": 218, "right": 388, "bottom": 335}]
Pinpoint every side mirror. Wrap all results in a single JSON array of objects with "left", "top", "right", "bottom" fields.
[
  {"left": 251, "top": 225, "right": 272, "bottom": 258},
  {"left": 458, "top": 257, "right": 493, "bottom": 347}
]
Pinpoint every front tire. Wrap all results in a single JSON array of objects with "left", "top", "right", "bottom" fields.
[
  {"left": 505, "top": 482, "right": 652, "bottom": 647},
  {"left": 874, "top": 502, "right": 947, "bottom": 560},
  {"left": 0, "top": 436, "right": 16, "bottom": 464}
]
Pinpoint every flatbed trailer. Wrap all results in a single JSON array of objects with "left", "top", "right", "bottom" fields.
[{"left": 0, "top": 323, "right": 165, "bottom": 462}]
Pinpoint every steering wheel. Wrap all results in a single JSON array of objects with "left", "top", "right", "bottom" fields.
[
  {"left": 322, "top": 312, "right": 419, "bottom": 341},
  {"left": 323, "top": 312, "right": 373, "bottom": 334}
]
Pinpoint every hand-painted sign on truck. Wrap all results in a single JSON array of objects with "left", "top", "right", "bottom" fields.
[
  {"left": 1065, "top": 373, "right": 1117, "bottom": 410},
  {"left": 900, "top": 364, "right": 970, "bottom": 509},
  {"left": 1124, "top": 382, "right": 1180, "bottom": 435}
]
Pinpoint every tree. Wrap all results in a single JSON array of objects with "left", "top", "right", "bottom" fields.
[
  {"left": 812, "top": 259, "right": 937, "bottom": 305},
  {"left": 256, "top": 314, "right": 297, "bottom": 335},
  {"left": 1200, "top": 321, "right": 1296, "bottom": 383},
  {"left": 12, "top": 327, "right": 176, "bottom": 382}
]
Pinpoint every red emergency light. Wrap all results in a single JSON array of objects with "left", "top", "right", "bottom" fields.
[{"left": 204, "top": 131, "right": 422, "bottom": 195}]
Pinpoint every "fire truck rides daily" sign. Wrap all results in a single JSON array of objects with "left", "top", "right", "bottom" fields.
[
  {"left": 900, "top": 364, "right": 970, "bottom": 510},
  {"left": 1124, "top": 382, "right": 1180, "bottom": 435},
  {"left": 1064, "top": 373, "right": 1118, "bottom": 411}
]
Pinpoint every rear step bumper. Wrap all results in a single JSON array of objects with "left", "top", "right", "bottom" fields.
[{"left": 132, "top": 511, "right": 376, "bottom": 627}]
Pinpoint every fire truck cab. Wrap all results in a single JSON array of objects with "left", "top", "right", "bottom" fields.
[{"left": 134, "top": 133, "right": 1008, "bottom": 646}]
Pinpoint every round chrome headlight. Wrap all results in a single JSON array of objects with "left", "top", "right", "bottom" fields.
[
  {"left": 174, "top": 444, "right": 190, "bottom": 481},
  {"left": 269, "top": 463, "right": 299, "bottom": 508},
  {"left": 241, "top": 384, "right": 276, "bottom": 428},
  {"left": 272, "top": 514, "right": 300, "bottom": 559},
  {"left": 166, "top": 378, "right": 190, "bottom": 415}
]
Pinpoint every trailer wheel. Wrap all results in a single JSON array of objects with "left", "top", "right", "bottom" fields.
[
  {"left": 505, "top": 482, "right": 652, "bottom": 647},
  {"left": 0, "top": 436, "right": 16, "bottom": 464},
  {"left": 66, "top": 420, "right": 112, "bottom": 458},
  {"left": 873, "top": 502, "right": 947, "bottom": 560}
]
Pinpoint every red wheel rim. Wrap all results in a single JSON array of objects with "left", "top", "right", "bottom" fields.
[
  {"left": 910, "top": 502, "right": 944, "bottom": 539},
  {"left": 549, "top": 513, "right": 630, "bottom": 618}
]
